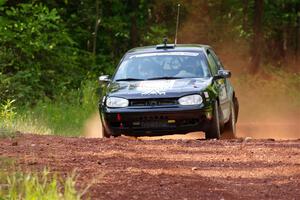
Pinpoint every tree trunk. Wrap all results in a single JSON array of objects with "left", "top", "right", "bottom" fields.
[
  {"left": 296, "top": 3, "right": 300, "bottom": 63},
  {"left": 93, "top": 0, "right": 101, "bottom": 56},
  {"left": 250, "top": 0, "right": 264, "bottom": 74},
  {"left": 242, "top": 0, "right": 249, "bottom": 32},
  {"left": 129, "top": 0, "right": 139, "bottom": 47},
  {"left": 281, "top": 2, "right": 290, "bottom": 63}
]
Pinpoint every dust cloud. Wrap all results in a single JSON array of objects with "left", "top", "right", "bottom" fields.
[
  {"left": 83, "top": 112, "right": 102, "bottom": 138},
  {"left": 235, "top": 88, "right": 300, "bottom": 139}
]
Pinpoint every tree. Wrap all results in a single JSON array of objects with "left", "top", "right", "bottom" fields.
[
  {"left": 93, "top": 0, "right": 101, "bottom": 57},
  {"left": 128, "top": 0, "right": 139, "bottom": 47},
  {"left": 296, "top": 2, "right": 300, "bottom": 62},
  {"left": 250, "top": 0, "right": 264, "bottom": 74},
  {"left": 0, "top": 3, "right": 81, "bottom": 104}
]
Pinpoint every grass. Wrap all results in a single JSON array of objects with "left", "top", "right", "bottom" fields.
[
  {"left": 0, "top": 168, "right": 85, "bottom": 200},
  {"left": 0, "top": 80, "right": 99, "bottom": 137},
  {"left": 0, "top": 99, "right": 18, "bottom": 138},
  {"left": 0, "top": 157, "right": 87, "bottom": 200}
]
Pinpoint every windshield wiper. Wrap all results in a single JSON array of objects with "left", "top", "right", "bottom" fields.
[
  {"left": 146, "top": 76, "right": 185, "bottom": 80},
  {"left": 115, "top": 78, "right": 145, "bottom": 81}
]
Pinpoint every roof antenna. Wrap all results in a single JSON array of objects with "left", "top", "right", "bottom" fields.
[
  {"left": 174, "top": 3, "right": 181, "bottom": 46},
  {"left": 163, "top": 37, "right": 168, "bottom": 47}
]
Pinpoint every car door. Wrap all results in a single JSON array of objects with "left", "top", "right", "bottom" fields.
[{"left": 206, "top": 49, "right": 231, "bottom": 122}]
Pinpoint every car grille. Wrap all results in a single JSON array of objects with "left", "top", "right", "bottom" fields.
[
  {"left": 131, "top": 115, "right": 173, "bottom": 129},
  {"left": 129, "top": 98, "right": 177, "bottom": 107},
  {"left": 131, "top": 116, "right": 200, "bottom": 129},
  {"left": 140, "top": 121, "right": 172, "bottom": 128}
]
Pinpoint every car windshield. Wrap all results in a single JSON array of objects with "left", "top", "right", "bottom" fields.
[{"left": 113, "top": 51, "right": 211, "bottom": 81}]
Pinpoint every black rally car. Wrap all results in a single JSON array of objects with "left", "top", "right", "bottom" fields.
[{"left": 98, "top": 43, "right": 239, "bottom": 139}]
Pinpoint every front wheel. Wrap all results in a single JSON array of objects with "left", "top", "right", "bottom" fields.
[
  {"left": 223, "top": 101, "right": 237, "bottom": 139},
  {"left": 101, "top": 124, "right": 111, "bottom": 138},
  {"left": 102, "top": 124, "right": 121, "bottom": 138},
  {"left": 205, "top": 101, "right": 221, "bottom": 139}
]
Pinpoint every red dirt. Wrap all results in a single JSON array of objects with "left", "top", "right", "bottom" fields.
[{"left": 1, "top": 134, "right": 300, "bottom": 199}]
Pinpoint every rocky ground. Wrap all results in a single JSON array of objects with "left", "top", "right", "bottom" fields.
[{"left": 1, "top": 134, "right": 300, "bottom": 199}]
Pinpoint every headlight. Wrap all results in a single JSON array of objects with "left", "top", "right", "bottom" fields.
[
  {"left": 106, "top": 97, "right": 129, "bottom": 108},
  {"left": 178, "top": 94, "right": 203, "bottom": 106}
]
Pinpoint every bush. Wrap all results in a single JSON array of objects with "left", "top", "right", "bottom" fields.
[
  {"left": 0, "top": 3, "right": 85, "bottom": 105},
  {"left": 0, "top": 99, "right": 17, "bottom": 137},
  {"left": 0, "top": 79, "right": 99, "bottom": 136}
]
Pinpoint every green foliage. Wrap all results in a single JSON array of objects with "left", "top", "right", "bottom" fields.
[
  {"left": 0, "top": 1, "right": 180, "bottom": 106},
  {"left": 143, "top": 25, "right": 168, "bottom": 45},
  {"left": 26, "top": 82, "right": 97, "bottom": 136},
  {"left": 0, "top": 99, "right": 17, "bottom": 137},
  {"left": 0, "top": 3, "right": 84, "bottom": 105},
  {"left": 0, "top": 0, "right": 6, "bottom": 6},
  {"left": 0, "top": 99, "right": 16, "bottom": 124},
  {"left": 0, "top": 80, "right": 98, "bottom": 137},
  {"left": 0, "top": 169, "right": 83, "bottom": 200},
  {"left": 207, "top": 0, "right": 299, "bottom": 63}
]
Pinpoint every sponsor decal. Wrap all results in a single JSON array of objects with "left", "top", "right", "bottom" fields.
[
  {"left": 141, "top": 89, "right": 166, "bottom": 96},
  {"left": 137, "top": 80, "right": 175, "bottom": 95}
]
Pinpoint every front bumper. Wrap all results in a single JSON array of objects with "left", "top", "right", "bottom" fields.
[{"left": 100, "top": 105, "right": 213, "bottom": 136}]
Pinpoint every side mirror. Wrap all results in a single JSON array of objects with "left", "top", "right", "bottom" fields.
[
  {"left": 213, "top": 70, "right": 231, "bottom": 81},
  {"left": 98, "top": 75, "right": 111, "bottom": 84}
]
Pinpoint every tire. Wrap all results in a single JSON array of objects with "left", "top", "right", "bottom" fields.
[
  {"left": 102, "top": 124, "right": 111, "bottom": 138},
  {"left": 234, "top": 96, "right": 239, "bottom": 123},
  {"left": 223, "top": 101, "right": 237, "bottom": 139},
  {"left": 102, "top": 124, "right": 121, "bottom": 138},
  {"left": 206, "top": 101, "right": 221, "bottom": 139}
]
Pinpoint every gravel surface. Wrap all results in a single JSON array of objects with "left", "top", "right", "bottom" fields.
[{"left": 1, "top": 134, "right": 300, "bottom": 199}]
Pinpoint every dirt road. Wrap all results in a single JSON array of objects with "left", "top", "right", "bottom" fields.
[{"left": 1, "top": 134, "right": 300, "bottom": 199}]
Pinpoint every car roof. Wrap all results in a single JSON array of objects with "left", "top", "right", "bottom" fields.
[{"left": 126, "top": 44, "right": 211, "bottom": 55}]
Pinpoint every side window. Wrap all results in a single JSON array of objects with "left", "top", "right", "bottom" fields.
[
  {"left": 209, "top": 49, "right": 223, "bottom": 69},
  {"left": 207, "top": 50, "right": 218, "bottom": 75}
]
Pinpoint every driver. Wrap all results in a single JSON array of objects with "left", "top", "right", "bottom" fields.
[
  {"left": 175, "top": 57, "right": 196, "bottom": 77},
  {"left": 138, "top": 59, "right": 161, "bottom": 79}
]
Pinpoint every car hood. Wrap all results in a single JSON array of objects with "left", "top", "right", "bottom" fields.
[{"left": 106, "top": 78, "right": 213, "bottom": 99}]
